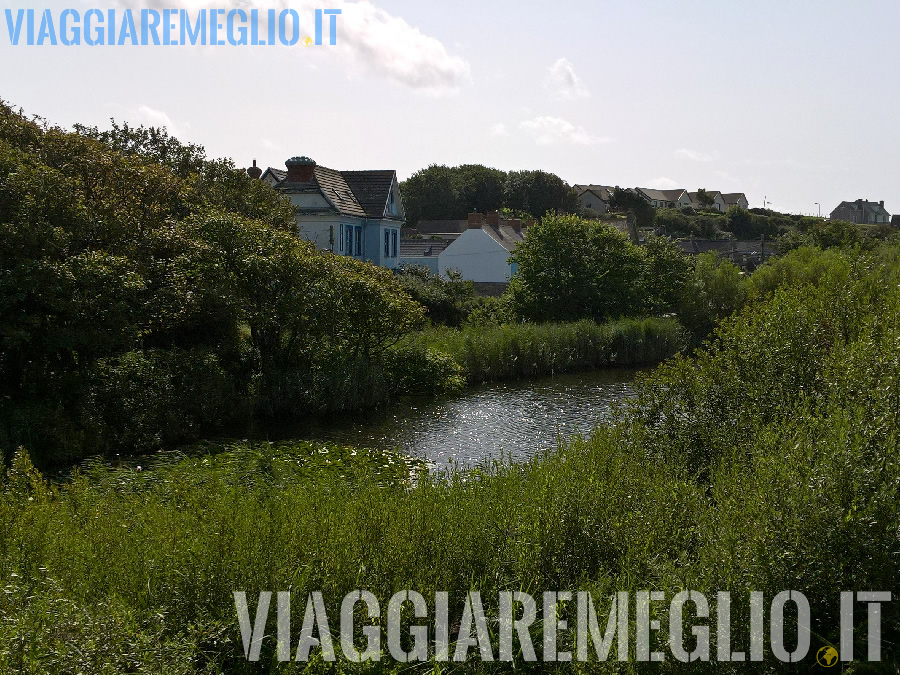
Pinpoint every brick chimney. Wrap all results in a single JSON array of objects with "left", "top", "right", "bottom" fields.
[
  {"left": 486, "top": 210, "right": 500, "bottom": 226},
  {"left": 508, "top": 218, "right": 522, "bottom": 233},
  {"left": 880, "top": 200, "right": 885, "bottom": 207},
  {"left": 467, "top": 212, "right": 484, "bottom": 229},
  {"left": 285, "top": 156, "right": 316, "bottom": 183},
  {"left": 246, "top": 159, "right": 262, "bottom": 180}
]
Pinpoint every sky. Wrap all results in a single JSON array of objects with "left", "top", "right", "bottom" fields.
[{"left": 2, "top": 0, "right": 898, "bottom": 216}]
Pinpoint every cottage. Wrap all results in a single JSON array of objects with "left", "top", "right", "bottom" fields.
[
  {"left": 636, "top": 188, "right": 692, "bottom": 209},
  {"left": 721, "top": 193, "right": 750, "bottom": 210},
  {"left": 830, "top": 199, "right": 892, "bottom": 225},
  {"left": 255, "top": 157, "right": 404, "bottom": 269},
  {"left": 438, "top": 212, "right": 525, "bottom": 283},
  {"left": 572, "top": 184, "right": 615, "bottom": 214},
  {"left": 687, "top": 190, "right": 728, "bottom": 212}
]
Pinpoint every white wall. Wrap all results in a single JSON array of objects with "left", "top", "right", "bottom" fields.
[{"left": 438, "top": 229, "right": 514, "bottom": 282}]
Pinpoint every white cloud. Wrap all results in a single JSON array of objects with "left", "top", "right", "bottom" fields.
[
  {"left": 134, "top": 105, "right": 188, "bottom": 138},
  {"left": 114, "top": 0, "right": 470, "bottom": 94},
  {"left": 645, "top": 177, "right": 680, "bottom": 189},
  {"left": 546, "top": 58, "right": 589, "bottom": 100},
  {"left": 490, "top": 122, "right": 509, "bottom": 137},
  {"left": 676, "top": 148, "right": 713, "bottom": 162},
  {"left": 518, "top": 116, "right": 607, "bottom": 146}
]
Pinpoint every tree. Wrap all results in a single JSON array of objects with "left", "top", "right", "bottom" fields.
[
  {"left": 0, "top": 99, "right": 427, "bottom": 464},
  {"left": 400, "top": 164, "right": 461, "bottom": 225},
  {"left": 452, "top": 164, "right": 505, "bottom": 215},
  {"left": 696, "top": 188, "right": 715, "bottom": 208},
  {"left": 676, "top": 253, "right": 748, "bottom": 341},
  {"left": 503, "top": 170, "right": 579, "bottom": 219},
  {"left": 507, "top": 214, "right": 645, "bottom": 322},
  {"left": 642, "top": 236, "right": 692, "bottom": 314},
  {"left": 608, "top": 187, "right": 655, "bottom": 229}
]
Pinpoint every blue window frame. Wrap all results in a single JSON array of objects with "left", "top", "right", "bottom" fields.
[
  {"left": 391, "top": 229, "right": 398, "bottom": 258},
  {"left": 344, "top": 225, "right": 352, "bottom": 255},
  {"left": 354, "top": 226, "right": 362, "bottom": 256},
  {"left": 384, "top": 230, "right": 390, "bottom": 258}
]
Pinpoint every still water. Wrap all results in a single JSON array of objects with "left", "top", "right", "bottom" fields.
[{"left": 282, "top": 369, "right": 640, "bottom": 470}]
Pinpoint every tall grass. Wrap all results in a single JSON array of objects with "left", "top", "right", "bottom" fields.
[
  {"left": 414, "top": 317, "right": 687, "bottom": 384},
  {"left": 2, "top": 249, "right": 899, "bottom": 671}
]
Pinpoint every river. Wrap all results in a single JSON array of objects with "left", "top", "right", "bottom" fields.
[{"left": 275, "top": 368, "right": 640, "bottom": 470}]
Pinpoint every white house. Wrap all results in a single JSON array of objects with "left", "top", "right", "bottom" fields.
[
  {"left": 721, "top": 193, "right": 750, "bottom": 210},
  {"left": 687, "top": 190, "right": 728, "bottom": 212},
  {"left": 438, "top": 213, "right": 525, "bottom": 282},
  {"left": 256, "top": 156, "right": 404, "bottom": 269},
  {"left": 572, "top": 184, "right": 615, "bottom": 214},
  {"left": 636, "top": 188, "right": 692, "bottom": 209}
]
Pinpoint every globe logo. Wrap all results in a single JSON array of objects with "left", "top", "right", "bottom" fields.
[
  {"left": 301, "top": 36, "right": 313, "bottom": 48},
  {"left": 816, "top": 646, "right": 839, "bottom": 667}
]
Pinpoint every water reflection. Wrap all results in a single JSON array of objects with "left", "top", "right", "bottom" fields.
[{"left": 272, "top": 369, "right": 639, "bottom": 470}]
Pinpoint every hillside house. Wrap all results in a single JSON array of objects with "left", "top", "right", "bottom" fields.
[
  {"left": 830, "top": 199, "right": 892, "bottom": 225},
  {"left": 256, "top": 157, "right": 404, "bottom": 269},
  {"left": 572, "top": 184, "right": 615, "bottom": 214},
  {"left": 722, "top": 193, "right": 750, "bottom": 210},
  {"left": 687, "top": 190, "right": 728, "bottom": 212},
  {"left": 637, "top": 188, "right": 692, "bottom": 209}
]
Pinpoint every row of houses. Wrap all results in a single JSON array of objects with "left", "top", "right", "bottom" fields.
[{"left": 573, "top": 185, "right": 750, "bottom": 214}]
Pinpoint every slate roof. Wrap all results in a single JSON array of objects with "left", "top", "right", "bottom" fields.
[
  {"left": 342, "top": 170, "right": 397, "bottom": 219},
  {"left": 311, "top": 166, "right": 368, "bottom": 218},
  {"left": 266, "top": 163, "right": 397, "bottom": 220},
  {"left": 638, "top": 188, "right": 688, "bottom": 203},
  {"left": 399, "top": 239, "right": 453, "bottom": 257},
  {"left": 721, "top": 193, "right": 747, "bottom": 206},
  {"left": 482, "top": 225, "right": 525, "bottom": 252},
  {"left": 573, "top": 184, "right": 615, "bottom": 201}
]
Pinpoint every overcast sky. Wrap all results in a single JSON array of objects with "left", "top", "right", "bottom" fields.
[{"left": 2, "top": 0, "right": 898, "bottom": 215}]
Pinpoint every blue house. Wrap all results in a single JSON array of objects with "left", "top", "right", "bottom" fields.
[{"left": 256, "top": 156, "right": 405, "bottom": 269}]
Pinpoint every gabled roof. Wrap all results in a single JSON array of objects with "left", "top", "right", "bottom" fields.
[
  {"left": 310, "top": 165, "right": 368, "bottom": 218},
  {"left": 833, "top": 200, "right": 892, "bottom": 218},
  {"left": 261, "top": 167, "right": 286, "bottom": 182},
  {"left": 638, "top": 188, "right": 688, "bottom": 203},
  {"left": 399, "top": 239, "right": 453, "bottom": 257},
  {"left": 267, "top": 162, "right": 399, "bottom": 220},
  {"left": 341, "top": 170, "right": 398, "bottom": 219},
  {"left": 721, "top": 193, "right": 747, "bottom": 205},
  {"left": 573, "top": 184, "right": 615, "bottom": 201},
  {"left": 688, "top": 190, "right": 722, "bottom": 200},
  {"left": 482, "top": 224, "right": 525, "bottom": 252}
]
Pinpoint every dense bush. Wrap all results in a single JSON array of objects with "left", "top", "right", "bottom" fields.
[
  {"left": 656, "top": 207, "right": 726, "bottom": 237},
  {"left": 506, "top": 215, "right": 689, "bottom": 322},
  {"left": 395, "top": 264, "right": 475, "bottom": 326}
]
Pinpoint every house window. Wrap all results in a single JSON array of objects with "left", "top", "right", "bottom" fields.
[
  {"left": 384, "top": 230, "right": 390, "bottom": 257},
  {"left": 391, "top": 229, "right": 398, "bottom": 258},
  {"left": 354, "top": 226, "right": 363, "bottom": 256},
  {"left": 345, "top": 226, "right": 353, "bottom": 256},
  {"left": 339, "top": 224, "right": 344, "bottom": 253}
]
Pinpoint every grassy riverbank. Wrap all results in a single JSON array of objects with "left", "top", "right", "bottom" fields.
[
  {"left": 413, "top": 317, "right": 687, "bottom": 384},
  {"left": 2, "top": 247, "right": 899, "bottom": 671}
]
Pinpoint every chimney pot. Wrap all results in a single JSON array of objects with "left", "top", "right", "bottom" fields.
[
  {"left": 285, "top": 156, "right": 316, "bottom": 183},
  {"left": 247, "top": 158, "right": 262, "bottom": 180}
]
